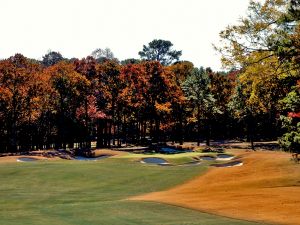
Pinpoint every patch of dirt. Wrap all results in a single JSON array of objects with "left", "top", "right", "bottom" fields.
[{"left": 130, "top": 150, "right": 300, "bottom": 225}]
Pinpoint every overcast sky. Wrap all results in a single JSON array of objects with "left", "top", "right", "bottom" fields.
[{"left": 0, "top": 0, "right": 250, "bottom": 70}]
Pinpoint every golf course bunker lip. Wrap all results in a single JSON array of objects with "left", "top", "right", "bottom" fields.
[
  {"left": 17, "top": 157, "right": 39, "bottom": 162},
  {"left": 74, "top": 155, "right": 111, "bottom": 161},
  {"left": 200, "top": 156, "right": 216, "bottom": 161},
  {"left": 216, "top": 154, "right": 234, "bottom": 161},
  {"left": 211, "top": 160, "right": 243, "bottom": 168},
  {"left": 141, "top": 157, "right": 170, "bottom": 165}
]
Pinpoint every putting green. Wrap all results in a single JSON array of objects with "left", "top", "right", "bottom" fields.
[
  {"left": 119, "top": 152, "right": 216, "bottom": 164},
  {"left": 0, "top": 158, "right": 264, "bottom": 225}
]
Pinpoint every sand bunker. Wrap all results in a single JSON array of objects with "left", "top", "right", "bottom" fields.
[
  {"left": 141, "top": 157, "right": 201, "bottom": 166},
  {"left": 216, "top": 154, "right": 234, "bottom": 161},
  {"left": 74, "top": 155, "right": 111, "bottom": 161},
  {"left": 17, "top": 157, "right": 39, "bottom": 162},
  {"left": 141, "top": 157, "right": 169, "bottom": 165},
  {"left": 211, "top": 160, "right": 243, "bottom": 168},
  {"left": 200, "top": 154, "right": 235, "bottom": 162},
  {"left": 199, "top": 156, "right": 215, "bottom": 161}
]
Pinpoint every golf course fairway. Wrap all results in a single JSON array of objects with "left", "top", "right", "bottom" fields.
[{"left": 0, "top": 156, "right": 265, "bottom": 225}]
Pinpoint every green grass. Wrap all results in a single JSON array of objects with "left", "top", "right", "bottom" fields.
[{"left": 0, "top": 158, "right": 265, "bottom": 225}]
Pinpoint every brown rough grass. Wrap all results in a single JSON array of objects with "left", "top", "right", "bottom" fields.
[{"left": 131, "top": 150, "right": 300, "bottom": 225}]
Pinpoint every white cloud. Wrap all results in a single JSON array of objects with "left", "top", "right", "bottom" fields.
[{"left": 0, "top": 0, "right": 250, "bottom": 70}]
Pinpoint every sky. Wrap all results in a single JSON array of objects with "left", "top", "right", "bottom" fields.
[{"left": 0, "top": 0, "right": 251, "bottom": 70}]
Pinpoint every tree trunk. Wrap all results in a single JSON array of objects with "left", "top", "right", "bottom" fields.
[
  {"left": 116, "top": 110, "right": 121, "bottom": 147},
  {"left": 84, "top": 98, "right": 91, "bottom": 149},
  {"left": 179, "top": 108, "right": 183, "bottom": 145},
  {"left": 104, "top": 121, "right": 108, "bottom": 147},
  {"left": 155, "top": 118, "right": 160, "bottom": 143},
  {"left": 123, "top": 115, "right": 127, "bottom": 146},
  {"left": 108, "top": 121, "right": 112, "bottom": 148},
  {"left": 96, "top": 120, "right": 103, "bottom": 148},
  {"left": 112, "top": 98, "right": 116, "bottom": 146},
  {"left": 247, "top": 116, "right": 255, "bottom": 150},
  {"left": 9, "top": 122, "right": 18, "bottom": 152},
  {"left": 197, "top": 106, "right": 201, "bottom": 146},
  {"left": 206, "top": 119, "right": 210, "bottom": 146}
]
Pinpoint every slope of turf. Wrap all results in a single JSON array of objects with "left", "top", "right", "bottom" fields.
[
  {"left": 119, "top": 152, "right": 213, "bottom": 164},
  {"left": 0, "top": 158, "right": 264, "bottom": 225}
]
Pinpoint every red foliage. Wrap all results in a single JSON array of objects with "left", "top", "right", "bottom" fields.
[
  {"left": 76, "top": 95, "right": 106, "bottom": 125},
  {"left": 288, "top": 112, "right": 300, "bottom": 118}
]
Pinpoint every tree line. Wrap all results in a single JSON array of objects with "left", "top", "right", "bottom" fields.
[
  {"left": 0, "top": 0, "right": 299, "bottom": 153},
  {"left": 0, "top": 47, "right": 236, "bottom": 152}
]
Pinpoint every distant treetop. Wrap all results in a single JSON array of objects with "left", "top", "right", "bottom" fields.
[
  {"left": 42, "top": 51, "right": 64, "bottom": 67},
  {"left": 138, "top": 39, "right": 182, "bottom": 65},
  {"left": 91, "top": 48, "right": 118, "bottom": 63}
]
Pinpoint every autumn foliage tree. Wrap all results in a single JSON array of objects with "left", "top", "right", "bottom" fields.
[
  {"left": 119, "top": 61, "right": 184, "bottom": 143},
  {"left": 0, "top": 54, "right": 47, "bottom": 151},
  {"left": 45, "top": 62, "right": 91, "bottom": 148}
]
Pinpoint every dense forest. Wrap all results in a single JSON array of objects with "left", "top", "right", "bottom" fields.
[{"left": 0, "top": 0, "right": 299, "bottom": 153}]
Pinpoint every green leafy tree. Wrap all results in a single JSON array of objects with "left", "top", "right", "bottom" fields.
[
  {"left": 279, "top": 85, "right": 300, "bottom": 152},
  {"left": 228, "top": 82, "right": 257, "bottom": 149},
  {"left": 42, "top": 51, "right": 65, "bottom": 67},
  {"left": 138, "top": 39, "right": 182, "bottom": 65},
  {"left": 169, "top": 61, "right": 194, "bottom": 144},
  {"left": 91, "top": 48, "right": 118, "bottom": 63},
  {"left": 182, "top": 67, "right": 221, "bottom": 146},
  {"left": 121, "top": 58, "right": 141, "bottom": 65}
]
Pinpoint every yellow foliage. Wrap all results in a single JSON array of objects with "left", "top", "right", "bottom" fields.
[
  {"left": 155, "top": 102, "right": 172, "bottom": 114},
  {"left": 238, "top": 52, "right": 287, "bottom": 114}
]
